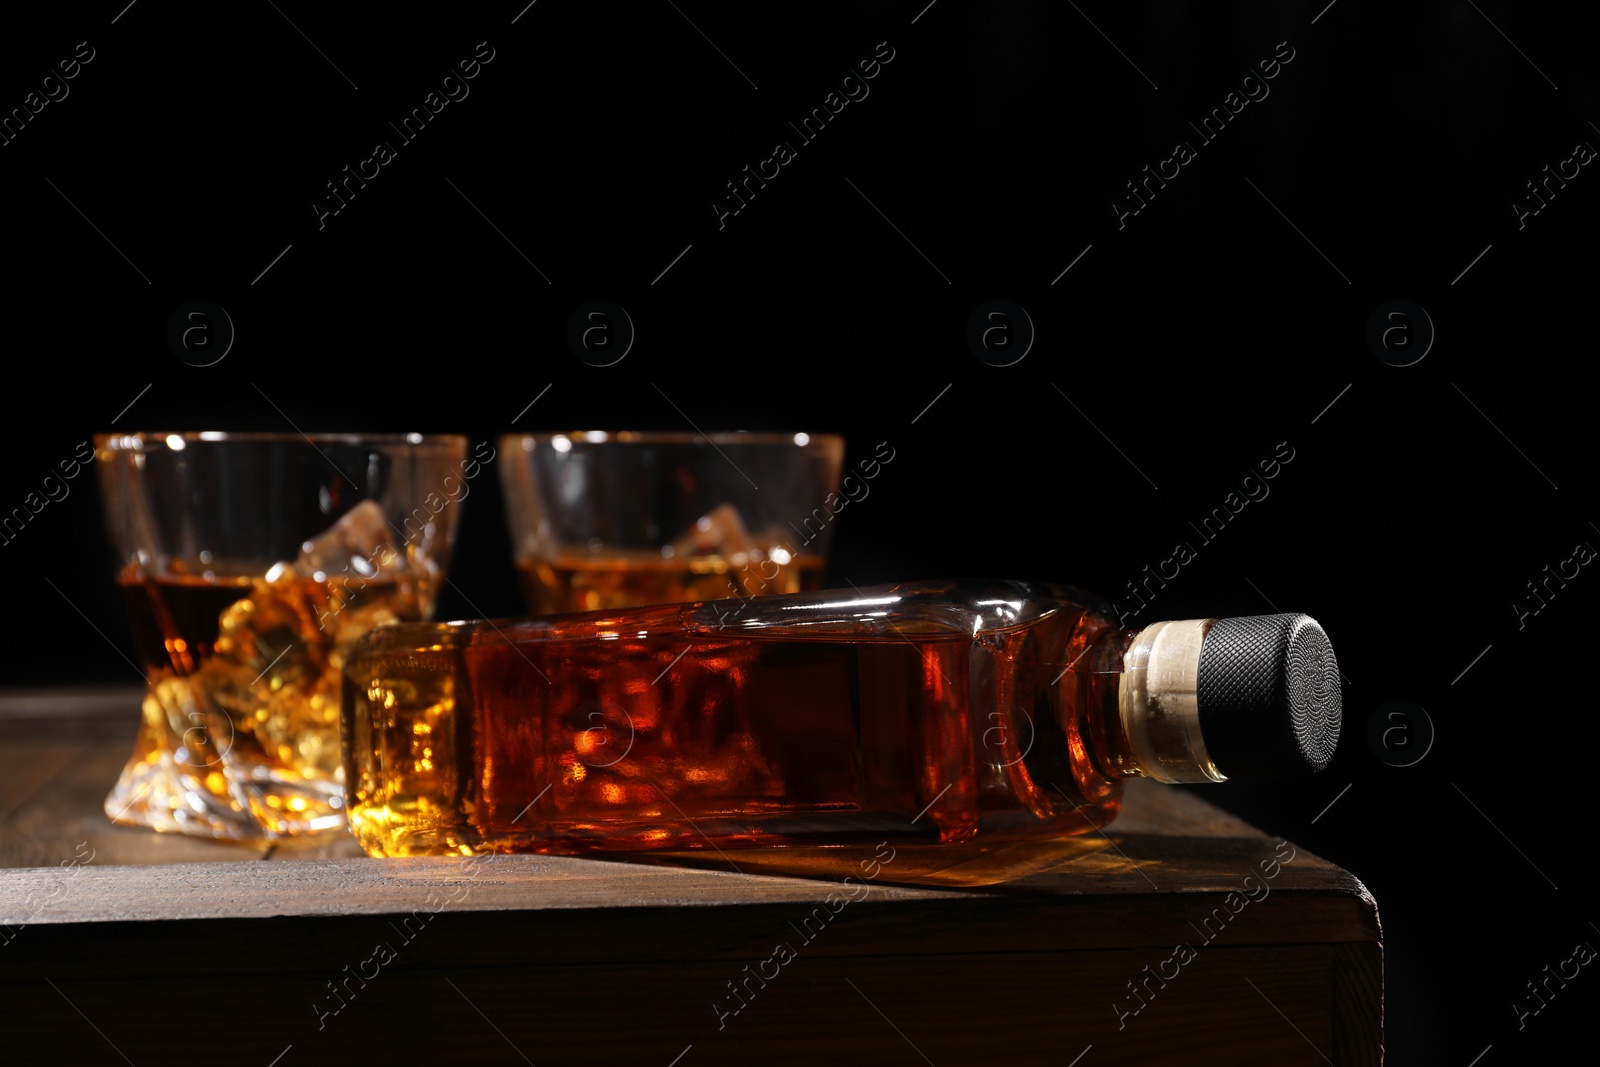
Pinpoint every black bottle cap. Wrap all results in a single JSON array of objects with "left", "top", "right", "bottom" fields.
[{"left": 1196, "top": 614, "right": 1341, "bottom": 779}]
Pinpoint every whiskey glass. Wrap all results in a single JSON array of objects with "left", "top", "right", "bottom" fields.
[
  {"left": 498, "top": 431, "right": 846, "bottom": 613},
  {"left": 95, "top": 432, "right": 468, "bottom": 840}
]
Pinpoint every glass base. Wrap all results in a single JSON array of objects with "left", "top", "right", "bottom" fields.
[{"left": 105, "top": 688, "right": 346, "bottom": 841}]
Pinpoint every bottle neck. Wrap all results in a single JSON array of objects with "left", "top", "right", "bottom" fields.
[{"left": 1093, "top": 618, "right": 1227, "bottom": 785}]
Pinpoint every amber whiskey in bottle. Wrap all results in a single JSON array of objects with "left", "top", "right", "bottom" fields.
[{"left": 340, "top": 580, "right": 1341, "bottom": 857}]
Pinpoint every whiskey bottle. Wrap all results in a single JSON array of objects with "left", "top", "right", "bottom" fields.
[{"left": 340, "top": 579, "right": 1340, "bottom": 857}]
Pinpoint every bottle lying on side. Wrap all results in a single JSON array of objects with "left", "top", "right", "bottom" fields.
[{"left": 340, "top": 579, "right": 1341, "bottom": 857}]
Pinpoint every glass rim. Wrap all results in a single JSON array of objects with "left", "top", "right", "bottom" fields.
[
  {"left": 499, "top": 430, "right": 843, "bottom": 448},
  {"left": 94, "top": 431, "right": 470, "bottom": 451}
]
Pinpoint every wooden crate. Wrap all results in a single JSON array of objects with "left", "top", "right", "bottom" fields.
[{"left": 0, "top": 688, "right": 1380, "bottom": 1065}]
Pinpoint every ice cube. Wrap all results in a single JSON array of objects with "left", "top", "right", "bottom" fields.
[
  {"left": 667, "top": 504, "right": 754, "bottom": 558},
  {"left": 204, "top": 580, "right": 324, "bottom": 747},
  {"left": 205, "top": 564, "right": 423, "bottom": 783},
  {"left": 295, "top": 500, "right": 406, "bottom": 581},
  {"left": 319, "top": 597, "right": 408, "bottom": 655}
]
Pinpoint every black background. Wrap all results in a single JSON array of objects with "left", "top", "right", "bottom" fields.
[{"left": 3, "top": 1, "right": 1598, "bottom": 1060}]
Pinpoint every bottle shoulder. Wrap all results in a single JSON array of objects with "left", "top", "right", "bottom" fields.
[
  {"left": 347, "top": 580, "right": 1113, "bottom": 660},
  {"left": 681, "top": 579, "right": 1109, "bottom": 640}
]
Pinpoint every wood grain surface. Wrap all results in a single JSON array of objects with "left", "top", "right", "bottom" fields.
[{"left": 0, "top": 686, "right": 1382, "bottom": 1065}]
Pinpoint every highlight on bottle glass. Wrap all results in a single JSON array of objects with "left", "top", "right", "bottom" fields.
[
  {"left": 95, "top": 432, "right": 469, "bottom": 841},
  {"left": 498, "top": 430, "right": 846, "bottom": 613}
]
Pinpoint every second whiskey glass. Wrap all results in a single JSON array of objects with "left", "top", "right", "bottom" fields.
[{"left": 499, "top": 431, "right": 845, "bottom": 613}]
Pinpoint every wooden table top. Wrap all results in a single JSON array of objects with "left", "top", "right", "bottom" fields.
[
  {"left": 0, "top": 686, "right": 1382, "bottom": 1065},
  {"left": 0, "top": 685, "right": 1371, "bottom": 907}
]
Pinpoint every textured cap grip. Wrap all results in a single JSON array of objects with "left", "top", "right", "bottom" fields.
[{"left": 1196, "top": 614, "right": 1341, "bottom": 778}]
